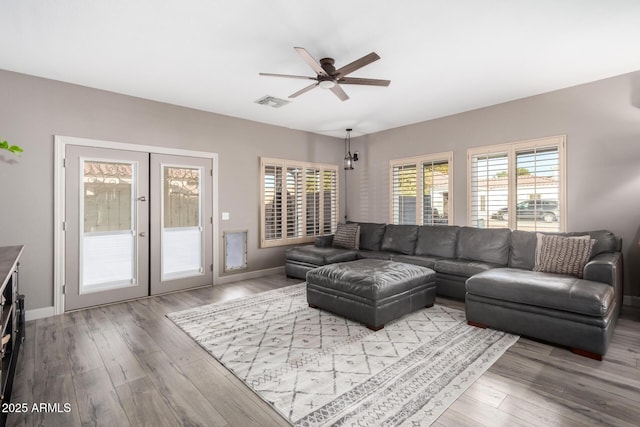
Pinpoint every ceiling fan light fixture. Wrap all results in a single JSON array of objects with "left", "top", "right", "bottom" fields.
[{"left": 318, "top": 80, "right": 337, "bottom": 89}]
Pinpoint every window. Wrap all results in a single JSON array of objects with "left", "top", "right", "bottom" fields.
[
  {"left": 260, "top": 157, "right": 338, "bottom": 247},
  {"left": 468, "top": 135, "right": 566, "bottom": 232},
  {"left": 390, "top": 152, "right": 453, "bottom": 225}
]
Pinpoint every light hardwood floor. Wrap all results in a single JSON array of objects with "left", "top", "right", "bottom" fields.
[{"left": 6, "top": 273, "right": 640, "bottom": 427}]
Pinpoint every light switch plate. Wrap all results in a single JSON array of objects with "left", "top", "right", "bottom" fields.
[{"left": 221, "top": 212, "right": 230, "bottom": 221}]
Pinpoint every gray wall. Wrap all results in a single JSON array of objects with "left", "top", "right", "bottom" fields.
[
  {"left": 0, "top": 70, "right": 345, "bottom": 311},
  {"left": 347, "top": 70, "right": 640, "bottom": 297}
]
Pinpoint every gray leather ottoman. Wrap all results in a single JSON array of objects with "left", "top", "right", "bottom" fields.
[{"left": 306, "top": 259, "right": 437, "bottom": 330}]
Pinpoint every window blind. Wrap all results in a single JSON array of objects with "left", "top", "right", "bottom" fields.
[
  {"left": 260, "top": 158, "right": 338, "bottom": 247},
  {"left": 468, "top": 136, "right": 565, "bottom": 232},
  {"left": 390, "top": 152, "right": 453, "bottom": 225}
]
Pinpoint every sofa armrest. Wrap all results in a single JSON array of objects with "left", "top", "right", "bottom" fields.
[
  {"left": 583, "top": 252, "right": 623, "bottom": 294},
  {"left": 314, "top": 235, "right": 334, "bottom": 248}
]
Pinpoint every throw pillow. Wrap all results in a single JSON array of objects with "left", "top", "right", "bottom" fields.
[
  {"left": 533, "top": 233, "right": 596, "bottom": 278},
  {"left": 332, "top": 223, "right": 360, "bottom": 249}
]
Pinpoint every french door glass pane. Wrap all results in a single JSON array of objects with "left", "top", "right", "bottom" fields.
[
  {"left": 162, "top": 166, "right": 203, "bottom": 279},
  {"left": 82, "top": 160, "right": 136, "bottom": 293}
]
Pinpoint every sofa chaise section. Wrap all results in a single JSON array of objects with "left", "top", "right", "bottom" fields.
[{"left": 465, "top": 230, "right": 622, "bottom": 359}]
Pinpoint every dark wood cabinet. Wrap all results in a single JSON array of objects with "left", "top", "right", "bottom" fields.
[{"left": 0, "top": 246, "right": 25, "bottom": 427}]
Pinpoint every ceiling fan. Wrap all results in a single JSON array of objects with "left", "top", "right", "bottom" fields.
[{"left": 259, "top": 47, "right": 390, "bottom": 101}]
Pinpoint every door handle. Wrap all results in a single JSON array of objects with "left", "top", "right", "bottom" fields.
[
  {"left": 139, "top": 232, "right": 146, "bottom": 237},
  {"left": 138, "top": 196, "right": 147, "bottom": 202}
]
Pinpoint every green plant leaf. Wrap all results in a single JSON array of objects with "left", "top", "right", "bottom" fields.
[{"left": 0, "top": 138, "right": 24, "bottom": 156}]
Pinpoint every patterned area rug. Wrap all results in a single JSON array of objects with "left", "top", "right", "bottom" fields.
[{"left": 167, "top": 283, "right": 518, "bottom": 426}]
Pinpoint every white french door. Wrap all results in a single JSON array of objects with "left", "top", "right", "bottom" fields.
[
  {"left": 150, "top": 154, "right": 213, "bottom": 295},
  {"left": 64, "top": 146, "right": 213, "bottom": 311}
]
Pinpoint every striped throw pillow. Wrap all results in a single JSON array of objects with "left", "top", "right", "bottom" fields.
[
  {"left": 332, "top": 223, "right": 360, "bottom": 249},
  {"left": 533, "top": 233, "right": 596, "bottom": 278}
]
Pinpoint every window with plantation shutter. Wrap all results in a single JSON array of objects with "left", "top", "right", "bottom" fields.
[
  {"left": 467, "top": 135, "right": 566, "bottom": 232},
  {"left": 390, "top": 152, "right": 453, "bottom": 225},
  {"left": 260, "top": 158, "right": 339, "bottom": 247}
]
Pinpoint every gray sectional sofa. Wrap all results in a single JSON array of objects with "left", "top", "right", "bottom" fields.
[{"left": 285, "top": 222, "right": 623, "bottom": 359}]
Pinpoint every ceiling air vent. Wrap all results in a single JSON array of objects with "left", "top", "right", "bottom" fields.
[{"left": 254, "top": 95, "right": 290, "bottom": 108}]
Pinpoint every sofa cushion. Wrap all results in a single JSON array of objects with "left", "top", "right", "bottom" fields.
[
  {"left": 380, "top": 224, "right": 418, "bottom": 255},
  {"left": 534, "top": 234, "right": 595, "bottom": 278},
  {"left": 466, "top": 268, "right": 614, "bottom": 317},
  {"left": 508, "top": 230, "right": 537, "bottom": 270},
  {"left": 332, "top": 223, "right": 360, "bottom": 249},
  {"left": 356, "top": 250, "right": 395, "bottom": 260},
  {"left": 456, "top": 227, "right": 511, "bottom": 265},
  {"left": 434, "top": 259, "right": 502, "bottom": 278},
  {"left": 285, "top": 246, "right": 358, "bottom": 265},
  {"left": 355, "top": 222, "right": 387, "bottom": 251},
  {"left": 509, "top": 229, "right": 619, "bottom": 270},
  {"left": 391, "top": 254, "right": 441, "bottom": 269},
  {"left": 414, "top": 225, "right": 460, "bottom": 258}
]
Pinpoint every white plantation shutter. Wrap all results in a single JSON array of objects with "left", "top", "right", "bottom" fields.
[
  {"left": 260, "top": 158, "right": 339, "bottom": 247},
  {"left": 468, "top": 136, "right": 566, "bottom": 232},
  {"left": 469, "top": 149, "right": 509, "bottom": 229},
  {"left": 305, "top": 167, "right": 321, "bottom": 236},
  {"left": 422, "top": 160, "right": 450, "bottom": 225},
  {"left": 515, "top": 144, "right": 562, "bottom": 232},
  {"left": 391, "top": 163, "right": 417, "bottom": 224},
  {"left": 286, "top": 167, "right": 303, "bottom": 238},
  {"left": 390, "top": 152, "right": 453, "bottom": 225},
  {"left": 262, "top": 162, "right": 283, "bottom": 240},
  {"left": 323, "top": 170, "right": 337, "bottom": 234}
]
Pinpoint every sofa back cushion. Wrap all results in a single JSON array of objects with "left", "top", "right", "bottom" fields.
[
  {"left": 509, "top": 229, "right": 619, "bottom": 270},
  {"left": 414, "top": 225, "right": 460, "bottom": 258},
  {"left": 509, "top": 230, "right": 537, "bottom": 270},
  {"left": 457, "top": 227, "right": 511, "bottom": 265},
  {"left": 380, "top": 224, "right": 419, "bottom": 255},
  {"left": 355, "top": 222, "right": 387, "bottom": 251}
]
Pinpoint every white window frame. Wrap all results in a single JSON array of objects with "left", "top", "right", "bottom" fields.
[
  {"left": 260, "top": 157, "right": 339, "bottom": 248},
  {"left": 467, "top": 135, "right": 567, "bottom": 231},
  {"left": 389, "top": 151, "right": 454, "bottom": 225}
]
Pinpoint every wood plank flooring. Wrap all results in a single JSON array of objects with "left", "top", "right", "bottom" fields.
[{"left": 6, "top": 274, "right": 640, "bottom": 426}]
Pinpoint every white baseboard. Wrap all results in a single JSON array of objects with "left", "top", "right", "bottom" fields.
[
  {"left": 26, "top": 306, "right": 56, "bottom": 321},
  {"left": 216, "top": 266, "right": 285, "bottom": 285},
  {"left": 623, "top": 295, "right": 640, "bottom": 307},
  {"left": 22, "top": 268, "right": 285, "bottom": 321}
]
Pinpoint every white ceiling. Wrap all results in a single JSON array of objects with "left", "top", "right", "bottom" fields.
[{"left": 2, "top": 1, "right": 640, "bottom": 138}]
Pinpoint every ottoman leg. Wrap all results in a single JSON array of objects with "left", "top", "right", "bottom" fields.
[
  {"left": 467, "top": 320, "right": 488, "bottom": 329},
  {"left": 309, "top": 304, "right": 318, "bottom": 309},
  {"left": 366, "top": 324, "right": 384, "bottom": 331}
]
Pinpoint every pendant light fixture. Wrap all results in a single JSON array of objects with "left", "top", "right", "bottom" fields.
[{"left": 344, "top": 128, "right": 354, "bottom": 170}]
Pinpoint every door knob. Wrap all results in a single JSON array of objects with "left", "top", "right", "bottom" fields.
[
  {"left": 139, "top": 232, "right": 146, "bottom": 237},
  {"left": 138, "top": 196, "right": 147, "bottom": 202}
]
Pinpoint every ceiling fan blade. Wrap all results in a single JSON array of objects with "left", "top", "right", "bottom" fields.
[
  {"left": 330, "top": 84, "right": 349, "bottom": 101},
  {"left": 338, "top": 77, "right": 391, "bottom": 86},
  {"left": 259, "top": 72, "right": 317, "bottom": 80},
  {"left": 294, "top": 47, "right": 328, "bottom": 77},
  {"left": 335, "top": 52, "right": 380, "bottom": 78},
  {"left": 289, "top": 82, "right": 318, "bottom": 98}
]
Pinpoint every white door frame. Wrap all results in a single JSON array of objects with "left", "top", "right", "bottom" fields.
[{"left": 54, "top": 135, "right": 219, "bottom": 315}]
